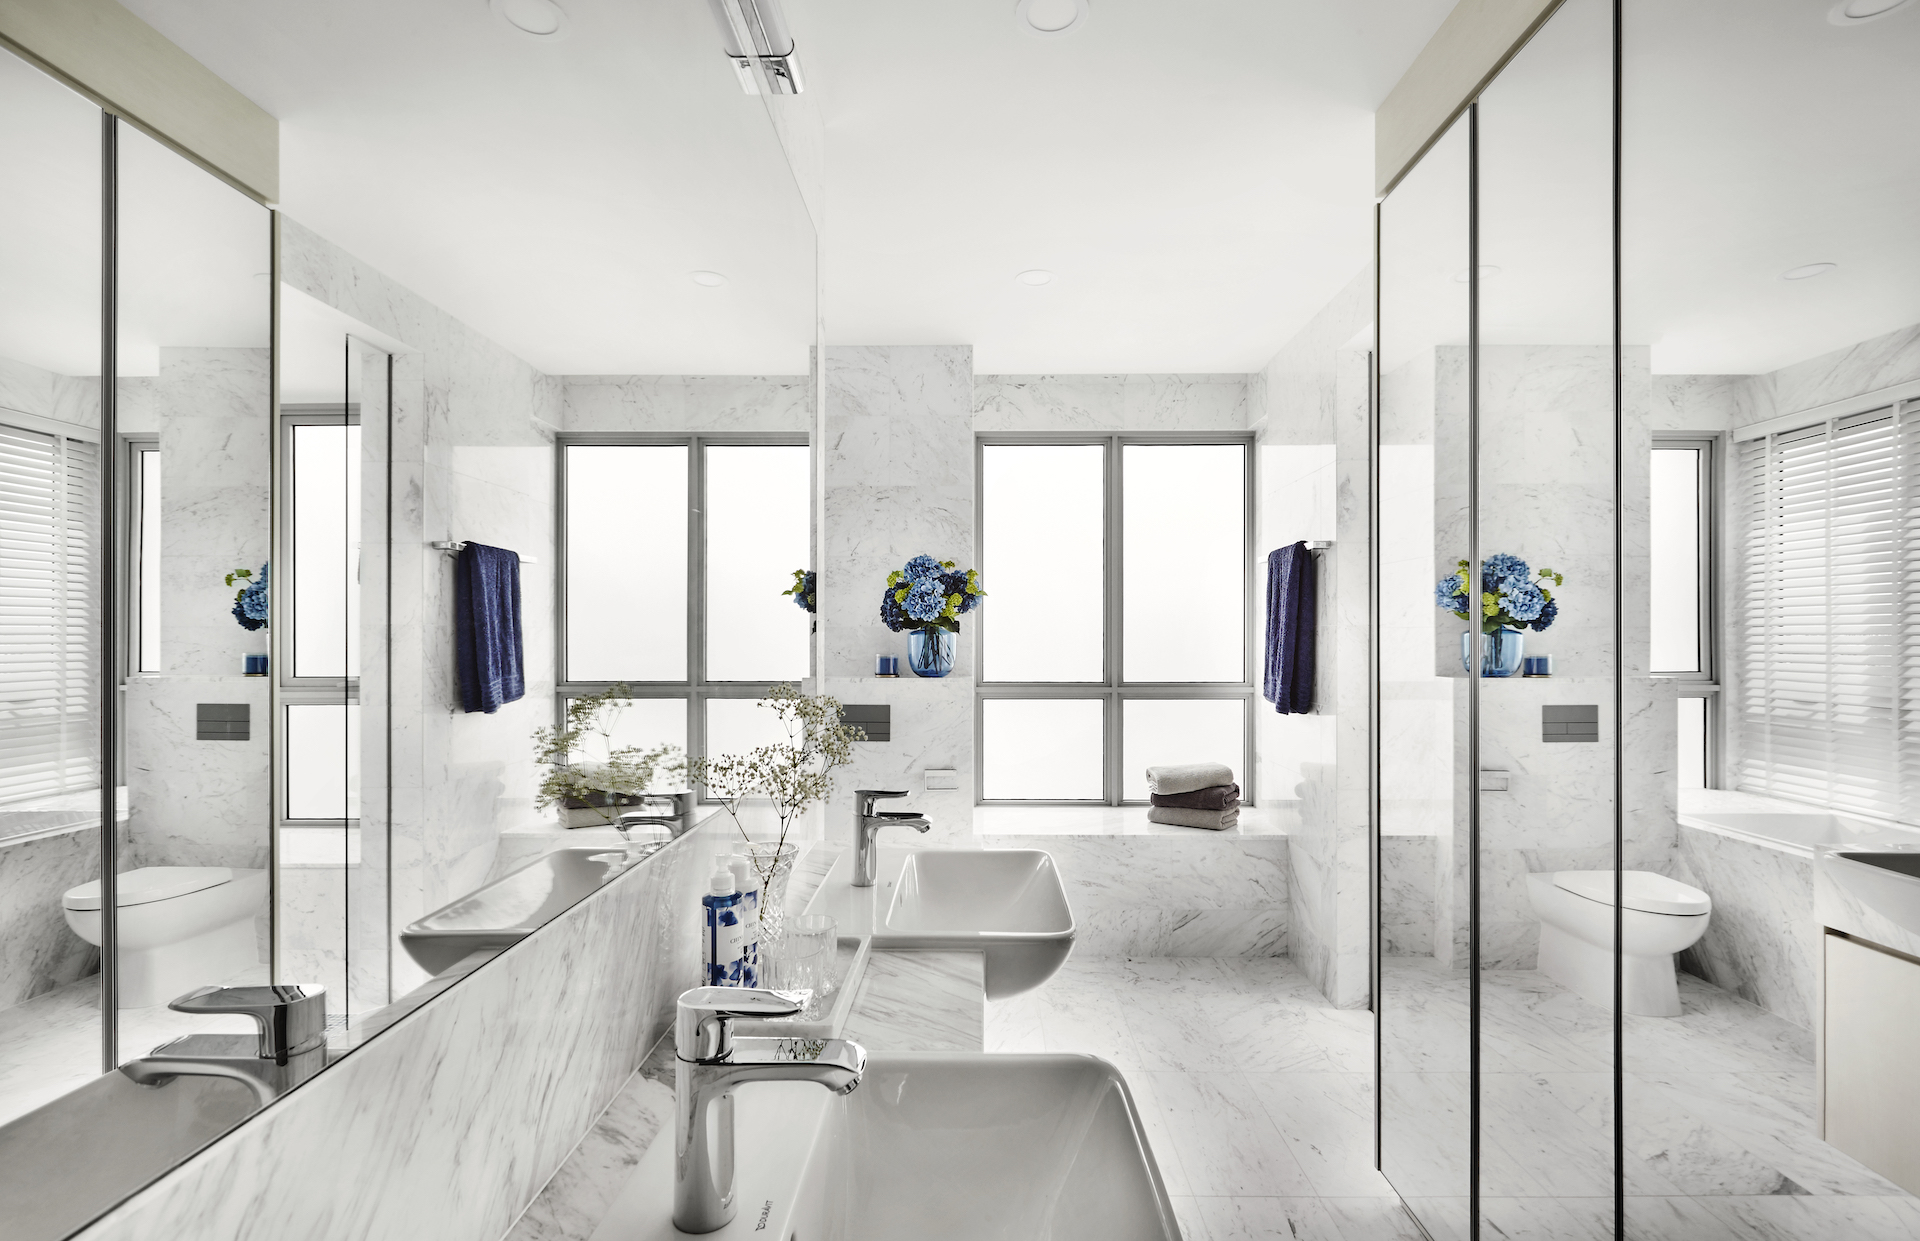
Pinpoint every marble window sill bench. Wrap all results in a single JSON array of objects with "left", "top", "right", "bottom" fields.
[{"left": 971, "top": 803, "right": 1292, "bottom": 837}]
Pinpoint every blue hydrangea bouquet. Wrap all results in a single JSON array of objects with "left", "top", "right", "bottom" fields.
[
  {"left": 1435, "top": 553, "right": 1562, "bottom": 634},
  {"left": 784, "top": 569, "right": 816, "bottom": 613},
  {"left": 880, "top": 555, "right": 984, "bottom": 635},
  {"left": 226, "top": 563, "right": 270, "bottom": 632}
]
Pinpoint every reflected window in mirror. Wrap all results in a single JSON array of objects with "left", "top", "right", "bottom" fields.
[
  {"left": 557, "top": 436, "right": 809, "bottom": 793},
  {"left": 1652, "top": 436, "right": 1718, "bottom": 788},
  {"left": 126, "top": 439, "right": 162, "bottom": 673}
]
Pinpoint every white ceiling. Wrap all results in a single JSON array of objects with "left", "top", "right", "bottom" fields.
[{"left": 115, "top": 0, "right": 1452, "bottom": 377}]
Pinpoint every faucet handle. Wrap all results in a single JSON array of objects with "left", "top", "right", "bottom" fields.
[
  {"left": 855, "top": 788, "right": 909, "bottom": 815},
  {"left": 168, "top": 984, "right": 328, "bottom": 1062},
  {"left": 675, "top": 986, "right": 806, "bottom": 1061}
]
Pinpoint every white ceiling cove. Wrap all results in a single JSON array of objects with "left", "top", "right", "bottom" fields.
[{"left": 117, "top": 0, "right": 1452, "bottom": 376}]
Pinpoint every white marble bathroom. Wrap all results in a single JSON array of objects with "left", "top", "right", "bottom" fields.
[{"left": 3, "top": 0, "right": 1920, "bottom": 1239}]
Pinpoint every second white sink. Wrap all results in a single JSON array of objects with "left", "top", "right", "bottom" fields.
[{"left": 875, "top": 849, "right": 1074, "bottom": 999}]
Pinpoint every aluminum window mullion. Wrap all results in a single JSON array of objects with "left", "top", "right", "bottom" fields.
[{"left": 1106, "top": 435, "right": 1121, "bottom": 804}]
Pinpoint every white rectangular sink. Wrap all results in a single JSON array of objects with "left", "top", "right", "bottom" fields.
[
  {"left": 590, "top": 1053, "right": 1179, "bottom": 1241},
  {"left": 875, "top": 849, "right": 1074, "bottom": 998}
]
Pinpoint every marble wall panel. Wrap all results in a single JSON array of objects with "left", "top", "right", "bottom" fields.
[
  {"left": 971, "top": 373, "right": 1249, "bottom": 431},
  {"left": 560, "top": 375, "right": 810, "bottom": 432},
  {"left": 123, "top": 675, "right": 271, "bottom": 871},
  {"left": 0, "top": 356, "right": 98, "bottom": 432},
  {"left": 1746, "top": 319, "right": 1920, "bottom": 426},
  {"left": 1380, "top": 834, "right": 1436, "bottom": 957},
  {"left": 70, "top": 813, "right": 735, "bottom": 1241},
  {"left": 154, "top": 348, "right": 272, "bottom": 677},
  {"left": 0, "top": 829, "right": 99, "bottom": 1007},
  {"left": 1674, "top": 827, "right": 1815, "bottom": 1032}
]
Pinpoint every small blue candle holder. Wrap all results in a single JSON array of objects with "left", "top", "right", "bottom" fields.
[
  {"left": 244, "top": 653, "right": 269, "bottom": 677},
  {"left": 875, "top": 655, "right": 899, "bottom": 677}
]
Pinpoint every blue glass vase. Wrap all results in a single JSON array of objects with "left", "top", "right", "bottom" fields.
[
  {"left": 1461, "top": 628, "right": 1526, "bottom": 677},
  {"left": 907, "top": 628, "right": 955, "bottom": 678}
]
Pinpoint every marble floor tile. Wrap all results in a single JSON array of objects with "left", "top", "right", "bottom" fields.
[
  {"left": 1195, "top": 1195, "right": 1348, "bottom": 1240},
  {"left": 1621, "top": 1196, "right": 1747, "bottom": 1241},
  {"left": 1127, "top": 1070, "right": 1194, "bottom": 1198},
  {"left": 1699, "top": 1194, "right": 1920, "bottom": 1239},
  {"left": 841, "top": 950, "right": 984, "bottom": 1052},
  {"left": 1244, "top": 1072, "right": 1395, "bottom": 1197},
  {"left": 1140, "top": 1070, "right": 1318, "bottom": 1197}
]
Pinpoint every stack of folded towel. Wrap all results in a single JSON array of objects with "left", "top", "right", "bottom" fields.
[{"left": 1144, "top": 763, "right": 1240, "bottom": 830}]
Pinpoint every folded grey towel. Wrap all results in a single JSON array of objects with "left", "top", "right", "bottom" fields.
[
  {"left": 1150, "top": 783, "right": 1240, "bottom": 811},
  {"left": 1145, "top": 763, "right": 1236, "bottom": 796},
  {"left": 1147, "top": 805, "right": 1239, "bottom": 831}
]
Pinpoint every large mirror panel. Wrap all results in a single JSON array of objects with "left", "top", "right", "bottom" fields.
[{"left": 0, "top": 45, "right": 103, "bottom": 1129}]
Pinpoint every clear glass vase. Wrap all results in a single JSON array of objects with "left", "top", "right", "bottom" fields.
[
  {"left": 1460, "top": 627, "right": 1526, "bottom": 677},
  {"left": 907, "top": 628, "right": 955, "bottom": 677},
  {"left": 745, "top": 842, "right": 800, "bottom": 944}
]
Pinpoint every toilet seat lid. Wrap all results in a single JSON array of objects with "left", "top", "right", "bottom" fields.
[
  {"left": 63, "top": 867, "right": 233, "bottom": 911},
  {"left": 1552, "top": 870, "right": 1709, "bottom": 915}
]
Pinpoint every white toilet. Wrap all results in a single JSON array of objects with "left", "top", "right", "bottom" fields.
[
  {"left": 1525, "top": 870, "right": 1711, "bottom": 1017},
  {"left": 63, "top": 867, "right": 268, "bottom": 1008}
]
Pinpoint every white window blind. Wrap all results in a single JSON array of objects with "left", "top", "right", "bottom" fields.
[
  {"left": 1732, "top": 402, "right": 1908, "bottom": 819},
  {"left": 0, "top": 419, "right": 97, "bottom": 804}
]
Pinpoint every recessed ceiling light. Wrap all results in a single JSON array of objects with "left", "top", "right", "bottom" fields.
[
  {"left": 490, "top": 0, "right": 568, "bottom": 39},
  {"left": 1450, "top": 265, "right": 1502, "bottom": 283},
  {"left": 690, "top": 271, "right": 729, "bottom": 288},
  {"left": 1781, "top": 262, "right": 1837, "bottom": 281},
  {"left": 1828, "top": 0, "right": 1913, "bottom": 24},
  {"left": 1015, "top": 0, "right": 1090, "bottom": 38},
  {"left": 1016, "top": 269, "right": 1055, "bottom": 286}
]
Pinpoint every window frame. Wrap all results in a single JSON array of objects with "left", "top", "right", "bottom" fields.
[
  {"left": 555, "top": 431, "right": 811, "bottom": 800},
  {"left": 1652, "top": 432, "right": 1720, "bottom": 789},
  {"left": 973, "top": 431, "right": 1257, "bottom": 806}
]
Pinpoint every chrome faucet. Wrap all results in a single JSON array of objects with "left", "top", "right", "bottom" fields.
[
  {"left": 119, "top": 984, "right": 328, "bottom": 1107},
  {"left": 854, "top": 788, "right": 930, "bottom": 887},
  {"left": 672, "top": 987, "right": 865, "bottom": 1234}
]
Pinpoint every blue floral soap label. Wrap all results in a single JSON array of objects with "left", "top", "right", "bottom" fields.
[{"left": 705, "top": 893, "right": 747, "bottom": 986}]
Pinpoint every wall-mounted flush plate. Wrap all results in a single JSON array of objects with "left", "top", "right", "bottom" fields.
[
  {"left": 839, "top": 704, "right": 890, "bottom": 742},
  {"left": 1543, "top": 705, "right": 1599, "bottom": 743},
  {"left": 925, "top": 768, "right": 959, "bottom": 790},
  {"left": 196, "top": 703, "right": 250, "bottom": 741}
]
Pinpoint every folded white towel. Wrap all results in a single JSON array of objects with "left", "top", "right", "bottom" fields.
[
  {"left": 1147, "top": 805, "right": 1239, "bottom": 831},
  {"left": 1145, "top": 762, "right": 1236, "bottom": 796}
]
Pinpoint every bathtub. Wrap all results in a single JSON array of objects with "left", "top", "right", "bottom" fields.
[{"left": 1679, "top": 809, "right": 1920, "bottom": 859}]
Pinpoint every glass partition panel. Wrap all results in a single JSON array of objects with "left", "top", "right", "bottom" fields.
[
  {"left": 1120, "top": 699, "right": 1245, "bottom": 803},
  {"left": 704, "top": 444, "right": 809, "bottom": 683},
  {"left": 981, "top": 443, "right": 1106, "bottom": 683},
  {"left": 564, "top": 444, "right": 688, "bottom": 682},
  {"left": 0, "top": 44, "right": 102, "bottom": 1127},
  {"left": 980, "top": 698, "right": 1104, "bottom": 800},
  {"left": 1376, "top": 110, "right": 1473, "bottom": 1238},
  {"left": 1475, "top": 0, "right": 1620, "bottom": 1232},
  {"left": 1121, "top": 444, "right": 1246, "bottom": 682}
]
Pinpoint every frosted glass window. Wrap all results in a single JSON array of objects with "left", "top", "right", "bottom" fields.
[
  {"left": 707, "top": 697, "right": 794, "bottom": 763},
  {"left": 290, "top": 423, "right": 362, "bottom": 678},
  {"left": 286, "top": 703, "right": 359, "bottom": 820},
  {"left": 135, "top": 447, "right": 162, "bottom": 672},
  {"left": 1122, "top": 445, "right": 1245, "bottom": 682},
  {"left": 1121, "top": 699, "right": 1245, "bottom": 801},
  {"left": 1677, "top": 696, "right": 1707, "bottom": 790},
  {"left": 1650, "top": 447, "right": 1703, "bottom": 674},
  {"left": 705, "top": 445, "right": 810, "bottom": 681},
  {"left": 565, "top": 697, "right": 686, "bottom": 792},
  {"left": 981, "top": 699, "right": 1104, "bottom": 800},
  {"left": 982, "top": 444, "right": 1105, "bottom": 682},
  {"left": 566, "top": 445, "right": 687, "bottom": 682}
]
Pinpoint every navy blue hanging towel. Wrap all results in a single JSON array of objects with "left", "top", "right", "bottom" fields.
[
  {"left": 455, "top": 542, "right": 525, "bottom": 714},
  {"left": 1263, "top": 542, "right": 1316, "bottom": 714}
]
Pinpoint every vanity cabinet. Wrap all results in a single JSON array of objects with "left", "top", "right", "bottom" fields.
[{"left": 1824, "top": 931, "right": 1920, "bottom": 1194}]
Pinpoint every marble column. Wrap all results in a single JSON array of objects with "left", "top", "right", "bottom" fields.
[{"left": 820, "top": 346, "right": 976, "bottom": 847}]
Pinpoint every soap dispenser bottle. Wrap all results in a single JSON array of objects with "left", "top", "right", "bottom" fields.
[
  {"left": 703, "top": 858, "right": 745, "bottom": 987},
  {"left": 728, "top": 852, "right": 760, "bottom": 988}
]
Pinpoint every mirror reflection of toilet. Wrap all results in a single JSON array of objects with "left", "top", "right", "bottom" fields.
[
  {"left": 62, "top": 868, "right": 269, "bottom": 1008},
  {"left": 1526, "top": 870, "right": 1711, "bottom": 1017}
]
